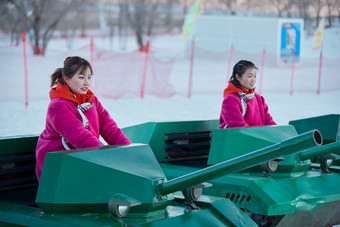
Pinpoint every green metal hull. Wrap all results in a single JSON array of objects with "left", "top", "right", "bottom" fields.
[
  {"left": 0, "top": 195, "right": 255, "bottom": 226},
  {"left": 161, "top": 163, "right": 340, "bottom": 217},
  {"left": 289, "top": 114, "right": 340, "bottom": 144},
  {"left": 289, "top": 114, "right": 340, "bottom": 167},
  {"left": 0, "top": 135, "right": 256, "bottom": 226},
  {"left": 122, "top": 120, "right": 340, "bottom": 226}
]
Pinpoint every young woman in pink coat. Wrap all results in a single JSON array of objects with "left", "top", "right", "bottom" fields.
[
  {"left": 219, "top": 60, "right": 276, "bottom": 129},
  {"left": 36, "top": 56, "right": 131, "bottom": 181}
]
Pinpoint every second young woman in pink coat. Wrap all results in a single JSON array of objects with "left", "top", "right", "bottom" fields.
[{"left": 219, "top": 60, "right": 276, "bottom": 129}]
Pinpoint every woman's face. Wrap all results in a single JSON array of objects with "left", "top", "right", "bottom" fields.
[
  {"left": 236, "top": 67, "right": 256, "bottom": 91},
  {"left": 64, "top": 67, "right": 92, "bottom": 94}
]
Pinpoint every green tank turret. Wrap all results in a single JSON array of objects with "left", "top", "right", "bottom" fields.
[
  {"left": 289, "top": 114, "right": 340, "bottom": 144},
  {"left": 289, "top": 114, "right": 340, "bottom": 172},
  {"left": 0, "top": 129, "right": 320, "bottom": 226},
  {"left": 123, "top": 120, "right": 340, "bottom": 226}
]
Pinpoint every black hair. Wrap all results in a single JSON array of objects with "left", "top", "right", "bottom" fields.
[
  {"left": 50, "top": 56, "right": 93, "bottom": 87},
  {"left": 229, "top": 60, "right": 257, "bottom": 87}
]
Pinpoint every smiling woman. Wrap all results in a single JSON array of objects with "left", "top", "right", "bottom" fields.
[
  {"left": 35, "top": 56, "right": 131, "bottom": 181},
  {"left": 63, "top": 67, "right": 92, "bottom": 95},
  {"left": 219, "top": 60, "right": 276, "bottom": 129}
]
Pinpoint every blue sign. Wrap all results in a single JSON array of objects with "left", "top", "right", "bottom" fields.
[{"left": 278, "top": 19, "right": 303, "bottom": 66}]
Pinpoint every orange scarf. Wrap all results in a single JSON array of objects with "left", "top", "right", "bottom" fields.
[
  {"left": 49, "top": 79, "right": 95, "bottom": 105},
  {"left": 223, "top": 81, "right": 255, "bottom": 98}
]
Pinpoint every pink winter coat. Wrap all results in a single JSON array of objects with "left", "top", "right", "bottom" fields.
[
  {"left": 219, "top": 93, "right": 276, "bottom": 129},
  {"left": 35, "top": 97, "right": 131, "bottom": 181}
]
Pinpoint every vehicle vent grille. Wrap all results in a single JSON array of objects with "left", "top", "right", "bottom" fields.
[
  {"left": 226, "top": 192, "right": 252, "bottom": 207},
  {"left": 164, "top": 131, "right": 212, "bottom": 167}
]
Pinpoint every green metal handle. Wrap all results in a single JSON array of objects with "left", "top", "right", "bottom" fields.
[
  {"left": 299, "top": 141, "right": 340, "bottom": 161},
  {"left": 158, "top": 130, "right": 322, "bottom": 196}
]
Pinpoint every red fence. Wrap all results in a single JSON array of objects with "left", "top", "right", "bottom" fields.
[{"left": 1, "top": 32, "right": 339, "bottom": 105}]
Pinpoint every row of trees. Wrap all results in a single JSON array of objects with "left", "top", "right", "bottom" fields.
[
  {"left": 1, "top": 0, "right": 339, "bottom": 55},
  {"left": 204, "top": 0, "right": 340, "bottom": 27}
]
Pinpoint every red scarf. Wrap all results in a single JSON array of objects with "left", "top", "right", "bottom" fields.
[
  {"left": 49, "top": 79, "right": 95, "bottom": 105},
  {"left": 223, "top": 81, "right": 255, "bottom": 98}
]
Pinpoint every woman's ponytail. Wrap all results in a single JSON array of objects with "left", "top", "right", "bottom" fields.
[{"left": 50, "top": 68, "right": 63, "bottom": 87}]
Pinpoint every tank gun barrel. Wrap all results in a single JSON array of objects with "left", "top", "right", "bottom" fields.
[
  {"left": 299, "top": 141, "right": 340, "bottom": 161},
  {"left": 158, "top": 130, "right": 322, "bottom": 196}
]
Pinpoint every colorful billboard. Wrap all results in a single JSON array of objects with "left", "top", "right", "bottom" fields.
[{"left": 277, "top": 19, "right": 304, "bottom": 66}]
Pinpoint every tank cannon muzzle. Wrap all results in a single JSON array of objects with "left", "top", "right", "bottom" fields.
[{"left": 157, "top": 130, "right": 322, "bottom": 196}]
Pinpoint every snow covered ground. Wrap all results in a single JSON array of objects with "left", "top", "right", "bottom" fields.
[
  {"left": 1, "top": 90, "right": 339, "bottom": 138},
  {"left": 0, "top": 26, "right": 340, "bottom": 138}
]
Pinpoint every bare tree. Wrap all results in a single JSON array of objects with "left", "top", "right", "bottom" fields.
[
  {"left": 6, "top": 0, "right": 84, "bottom": 55},
  {"left": 201, "top": 0, "right": 237, "bottom": 15},
  {"left": 117, "top": 2, "right": 129, "bottom": 50},
  {"left": 312, "top": 0, "right": 325, "bottom": 27},
  {"left": 220, "top": 0, "right": 237, "bottom": 15},
  {"left": 242, "top": 0, "right": 266, "bottom": 13},
  {"left": 164, "top": 0, "right": 177, "bottom": 32},
  {"left": 0, "top": 2, "right": 27, "bottom": 45},
  {"left": 180, "top": 0, "right": 193, "bottom": 20},
  {"left": 122, "top": 0, "right": 162, "bottom": 51},
  {"left": 267, "top": 0, "right": 295, "bottom": 17},
  {"left": 325, "top": 0, "right": 334, "bottom": 26},
  {"left": 293, "top": 0, "right": 313, "bottom": 31},
  {"left": 127, "top": 0, "right": 147, "bottom": 50},
  {"left": 146, "top": 3, "right": 159, "bottom": 36},
  {"left": 296, "top": 0, "right": 310, "bottom": 20},
  {"left": 336, "top": 0, "right": 340, "bottom": 22}
]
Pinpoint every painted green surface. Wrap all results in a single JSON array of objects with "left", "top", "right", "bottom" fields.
[
  {"left": 2, "top": 116, "right": 340, "bottom": 226},
  {"left": 158, "top": 130, "right": 320, "bottom": 195},
  {"left": 299, "top": 140, "right": 340, "bottom": 160},
  {"left": 123, "top": 120, "right": 340, "bottom": 222},
  {"left": 0, "top": 135, "right": 38, "bottom": 155},
  {"left": 161, "top": 162, "right": 340, "bottom": 216},
  {"left": 289, "top": 114, "right": 340, "bottom": 144},
  {"left": 208, "top": 125, "right": 299, "bottom": 165},
  {"left": 36, "top": 144, "right": 172, "bottom": 214},
  {"left": 0, "top": 135, "right": 257, "bottom": 226},
  {"left": 122, "top": 120, "right": 219, "bottom": 162},
  {"left": 0, "top": 196, "right": 256, "bottom": 226},
  {"left": 37, "top": 131, "right": 318, "bottom": 214},
  {"left": 290, "top": 114, "right": 340, "bottom": 166}
]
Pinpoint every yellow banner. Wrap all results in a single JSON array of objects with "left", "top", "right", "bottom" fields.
[
  {"left": 182, "top": 0, "right": 202, "bottom": 40},
  {"left": 312, "top": 18, "right": 324, "bottom": 50}
]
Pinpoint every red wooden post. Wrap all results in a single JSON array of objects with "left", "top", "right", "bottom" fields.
[
  {"left": 226, "top": 46, "right": 234, "bottom": 85},
  {"left": 141, "top": 40, "right": 150, "bottom": 98},
  {"left": 90, "top": 36, "right": 95, "bottom": 91},
  {"left": 258, "top": 48, "right": 266, "bottom": 94},
  {"left": 90, "top": 36, "right": 94, "bottom": 66},
  {"left": 289, "top": 49, "right": 296, "bottom": 95},
  {"left": 22, "top": 31, "right": 29, "bottom": 108}
]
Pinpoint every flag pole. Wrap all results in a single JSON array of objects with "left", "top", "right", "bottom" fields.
[
  {"left": 312, "top": 18, "right": 324, "bottom": 95},
  {"left": 22, "top": 31, "right": 29, "bottom": 109},
  {"left": 258, "top": 47, "right": 266, "bottom": 94},
  {"left": 187, "top": 37, "right": 195, "bottom": 98},
  {"left": 226, "top": 45, "right": 233, "bottom": 86},
  {"left": 182, "top": 0, "right": 202, "bottom": 98}
]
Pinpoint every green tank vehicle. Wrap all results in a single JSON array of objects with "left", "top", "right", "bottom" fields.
[
  {"left": 289, "top": 114, "right": 340, "bottom": 171},
  {"left": 122, "top": 120, "right": 340, "bottom": 226},
  {"left": 0, "top": 130, "right": 320, "bottom": 226}
]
